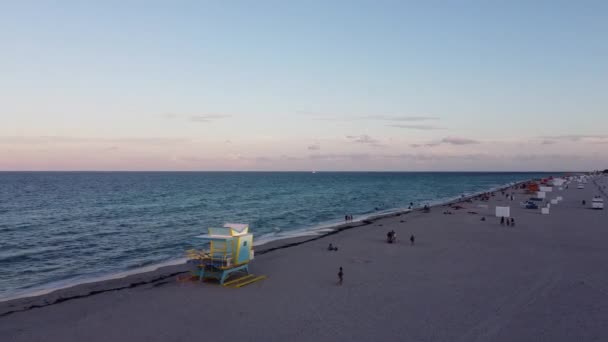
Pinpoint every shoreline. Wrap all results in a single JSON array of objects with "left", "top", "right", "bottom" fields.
[
  {"left": 3, "top": 173, "right": 604, "bottom": 341},
  {"left": 0, "top": 177, "right": 536, "bottom": 315}
]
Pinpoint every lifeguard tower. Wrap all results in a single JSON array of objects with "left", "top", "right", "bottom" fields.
[{"left": 187, "top": 223, "right": 265, "bottom": 287}]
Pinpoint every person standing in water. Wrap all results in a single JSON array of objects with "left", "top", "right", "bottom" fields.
[{"left": 338, "top": 267, "right": 343, "bottom": 285}]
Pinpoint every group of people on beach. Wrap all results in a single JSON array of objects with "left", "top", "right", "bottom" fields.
[
  {"left": 500, "top": 216, "right": 515, "bottom": 226},
  {"left": 501, "top": 191, "right": 514, "bottom": 201},
  {"left": 344, "top": 214, "right": 354, "bottom": 222},
  {"left": 386, "top": 230, "right": 415, "bottom": 245}
]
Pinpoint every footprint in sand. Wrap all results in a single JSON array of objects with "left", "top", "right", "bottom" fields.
[{"left": 350, "top": 258, "right": 372, "bottom": 264}]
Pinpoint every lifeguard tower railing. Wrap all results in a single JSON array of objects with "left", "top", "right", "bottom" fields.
[{"left": 194, "top": 235, "right": 238, "bottom": 269}]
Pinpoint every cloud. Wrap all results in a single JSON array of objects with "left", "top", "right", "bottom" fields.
[
  {"left": 539, "top": 134, "right": 608, "bottom": 142},
  {"left": 279, "top": 155, "right": 301, "bottom": 161},
  {"left": 309, "top": 153, "right": 371, "bottom": 161},
  {"left": 389, "top": 124, "right": 443, "bottom": 130},
  {"left": 296, "top": 111, "right": 441, "bottom": 124},
  {"left": 307, "top": 143, "right": 321, "bottom": 151},
  {"left": 163, "top": 113, "right": 231, "bottom": 123},
  {"left": 410, "top": 142, "right": 441, "bottom": 148},
  {"left": 410, "top": 137, "right": 480, "bottom": 148},
  {"left": 441, "top": 137, "right": 480, "bottom": 145},
  {"left": 346, "top": 135, "right": 387, "bottom": 147},
  {"left": 0, "top": 136, "right": 189, "bottom": 145},
  {"left": 294, "top": 110, "right": 342, "bottom": 121},
  {"left": 189, "top": 114, "right": 231, "bottom": 122},
  {"left": 382, "top": 153, "right": 488, "bottom": 161},
  {"left": 362, "top": 115, "right": 440, "bottom": 122},
  {"left": 346, "top": 135, "right": 379, "bottom": 144},
  {"left": 510, "top": 153, "right": 585, "bottom": 162}
]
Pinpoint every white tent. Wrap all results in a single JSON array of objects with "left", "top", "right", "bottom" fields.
[{"left": 495, "top": 206, "right": 510, "bottom": 218}]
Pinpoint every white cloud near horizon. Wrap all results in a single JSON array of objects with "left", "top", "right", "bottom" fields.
[
  {"left": 163, "top": 113, "right": 231, "bottom": 123},
  {"left": 307, "top": 143, "right": 321, "bottom": 150},
  {"left": 410, "top": 137, "right": 480, "bottom": 148},
  {"left": 389, "top": 124, "right": 444, "bottom": 130},
  {"left": 2, "top": 132, "right": 607, "bottom": 171},
  {"left": 0, "top": 136, "right": 189, "bottom": 145}
]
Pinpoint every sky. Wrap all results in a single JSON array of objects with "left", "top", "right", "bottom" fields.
[{"left": 1, "top": 0, "right": 607, "bottom": 171}]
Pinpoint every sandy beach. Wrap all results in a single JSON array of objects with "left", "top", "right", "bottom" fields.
[{"left": 1, "top": 175, "right": 607, "bottom": 342}]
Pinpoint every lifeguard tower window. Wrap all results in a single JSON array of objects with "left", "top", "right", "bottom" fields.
[{"left": 243, "top": 241, "right": 248, "bottom": 246}]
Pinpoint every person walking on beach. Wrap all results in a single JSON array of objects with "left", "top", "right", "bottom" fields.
[
  {"left": 410, "top": 234, "right": 415, "bottom": 245},
  {"left": 338, "top": 267, "right": 343, "bottom": 285},
  {"left": 500, "top": 216, "right": 505, "bottom": 225}
]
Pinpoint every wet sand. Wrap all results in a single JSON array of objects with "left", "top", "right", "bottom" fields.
[{"left": 2, "top": 175, "right": 607, "bottom": 342}]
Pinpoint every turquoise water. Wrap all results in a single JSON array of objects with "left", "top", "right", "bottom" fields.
[{"left": 0, "top": 171, "right": 555, "bottom": 300}]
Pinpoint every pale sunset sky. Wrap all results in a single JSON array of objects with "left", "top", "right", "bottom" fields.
[{"left": 1, "top": 1, "right": 607, "bottom": 171}]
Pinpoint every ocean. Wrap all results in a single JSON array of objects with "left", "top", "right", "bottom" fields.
[{"left": 0, "top": 171, "right": 555, "bottom": 301}]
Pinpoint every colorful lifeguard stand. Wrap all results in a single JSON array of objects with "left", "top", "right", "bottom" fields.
[{"left": 190, "top": 223, "right": 255, "bottom": 285}]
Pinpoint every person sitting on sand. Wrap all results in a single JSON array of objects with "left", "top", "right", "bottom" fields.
[
  {"left": 338, "top": 267, "right": 343, "bottom": 285},
  {"left": 410, "top": 234, "right": 415, "bottom": 245},
  {"left": 328, "top": 243, "right": 334, "bottom": 251},
  {"left": 510, "top": 217, "right": 515, "bottom": 226},
  {"left": 391, "top": 230, "right": 397, "bottom": 242},
  {"left": 481, "top": 217, "right": 486, "bottom": 221},
  {"left": 387, "top": 231, "right": 394, "bottom": 243}
]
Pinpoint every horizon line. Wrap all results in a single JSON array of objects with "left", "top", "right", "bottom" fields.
[{"left": 0, "top": 170, "right": 584, "bottom": 173}]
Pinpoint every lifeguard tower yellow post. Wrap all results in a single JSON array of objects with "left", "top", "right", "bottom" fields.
[{"left": 189, "top": 223, "right": 262, "bottom": 286}]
